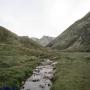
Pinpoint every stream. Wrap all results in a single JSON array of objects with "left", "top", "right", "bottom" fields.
[{"left": 20, "top": 59, "right": 57, "bottom": 90}]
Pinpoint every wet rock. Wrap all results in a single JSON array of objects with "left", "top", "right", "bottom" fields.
[{"left": 20, "top": 59, "right": 57, "bottom": 90}]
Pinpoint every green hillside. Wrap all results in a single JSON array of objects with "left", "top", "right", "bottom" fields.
[
  {"left": 51, "top": 52, "right": 90, "bottom": 90},
  {"left": 47, "top": 12, "right": 90, "bottom": 90},
  {"left": 0, "top": 26, "right": 49, "bottom": 89},
  {"left": 47, "top": 12, "right": 90, "bottom": 51},
  {"left": 0, "top": 12, "right": 90, "bottom": 90}
]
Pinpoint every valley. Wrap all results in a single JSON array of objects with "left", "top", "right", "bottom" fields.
[{"left": 0, "top": 12, "right": 90, "bottom": 90}]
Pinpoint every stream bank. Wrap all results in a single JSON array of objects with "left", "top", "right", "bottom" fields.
[{"left": 20, "top": 59, "right": 57, "bottom": 90}]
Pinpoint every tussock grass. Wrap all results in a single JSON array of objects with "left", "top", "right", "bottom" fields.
[{"left": 51, "top": 52, "right": 90, "bottom": 90}]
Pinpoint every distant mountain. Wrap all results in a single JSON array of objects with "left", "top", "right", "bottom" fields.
[
  {"left": 31, "top": 36, "right": 55, "bottom": 46},
  {"left": 31, "top": 37, "right": 39, "bottom": 42},
  {"left": 47, "top": 12, "right": 90, "bottom": 52},
  {"left": 39, "top": 36, "right": 55, "bottom": 46}
]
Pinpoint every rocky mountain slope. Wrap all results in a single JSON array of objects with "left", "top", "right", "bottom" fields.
[
  {"left": 32, "top": 36, "right": 54, "bottom": 46},
  {"left": 47, "top": 12, "right": 90, "bottom": 52}
]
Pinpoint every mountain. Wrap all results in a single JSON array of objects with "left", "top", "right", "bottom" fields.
[
  {"left": 31, "top": 36, "right": 55, "bottom": 46},
  {"left": 0, "top": 26, "right": 43, "bottom": 49},
  {"left": 39, "top": 36, "right": 55, "bottom": 46},
  {"left": 47, "top": 12, "right": 90, "bottom": 52},
  {"left": 19, "top": 36, "right": 42, "bottom": 50},
  {"left": 31, "top": 37, "right": 39, "bottom": 42},
  {"left": 0, "top": 26, "right": 20, "bottom": 45},
  {"left": 0, "top": 26, "right": 49, "bottom": 88}
]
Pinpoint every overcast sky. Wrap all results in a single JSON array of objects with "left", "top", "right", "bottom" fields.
[{"left": 0, "top": 0, "right": 90, "bottom": 38}]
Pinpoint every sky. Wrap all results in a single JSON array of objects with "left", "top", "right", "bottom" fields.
[{"left": 0, "top": 0, "right": 90, "bottom": 38}]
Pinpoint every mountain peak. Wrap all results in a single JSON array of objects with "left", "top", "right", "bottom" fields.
[{"left": 31, "top": 36, "right": 55, "bottom": 46}]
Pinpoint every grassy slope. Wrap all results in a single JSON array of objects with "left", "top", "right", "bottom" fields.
[
  {"left": 51, "top": 52, "right": 90, "bottom": 90},
  {"left": 47, "top": 12, "right": 90, "bottom": 52},
  {"left": 0, "top": 26, "right": 51, "bottom": 89}
]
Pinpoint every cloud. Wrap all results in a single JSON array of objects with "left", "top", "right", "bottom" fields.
[{"left": 0, "top": 0, "right": 90, "bottom": 38}]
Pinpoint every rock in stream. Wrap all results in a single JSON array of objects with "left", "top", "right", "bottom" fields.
[{"left": 20, "top": 59, "right": 57, "bottom": 90}]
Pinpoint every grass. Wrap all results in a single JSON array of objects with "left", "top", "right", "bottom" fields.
[
  {"left": 0, "top": 26, "right": 55, "bottom": 89},
  {"left": 0, "top": 26, "right": 90, "bottom": 90},
  {"left": 0, "top": 43, "right": 90, "bottom": 90},
  {"left": 51, "top": 52, "right": 90, "bottom": 90},
  {"left": 0, "top": 53, "right": 42, "bottom": 89},
  {"left": 0, "top": 43, "right": 54, "bottom": 89},
  {"left": 0, "top": 43, "right": 48, "bottom": 89}
]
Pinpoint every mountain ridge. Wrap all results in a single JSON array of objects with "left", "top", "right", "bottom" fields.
[
  {"left": 31, "top": 36, "right": 55, "bottom": 46},
  {"left": 47, "top": 12, "right": 90, "bottom": 51}
]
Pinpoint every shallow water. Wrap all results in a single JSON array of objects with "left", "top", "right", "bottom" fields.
[{"left": 21, "top": 59, "right": 57, "bottom": 90}]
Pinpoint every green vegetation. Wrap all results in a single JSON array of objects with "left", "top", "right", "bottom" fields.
[
  {"left": 0, "top": 12, "right": 90, "bottom": 90},
  {"left": 0, "top": 55, "right": 41, "bottom": 89},
  {"left": 51, "top": 52, "right": 90, "bottom": 90},
  {"left": 47, "top": 12, "right": 90, "bottom": 90},
  {"left": 0, "top": 26, "right": 52, "bottom": 89}
]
